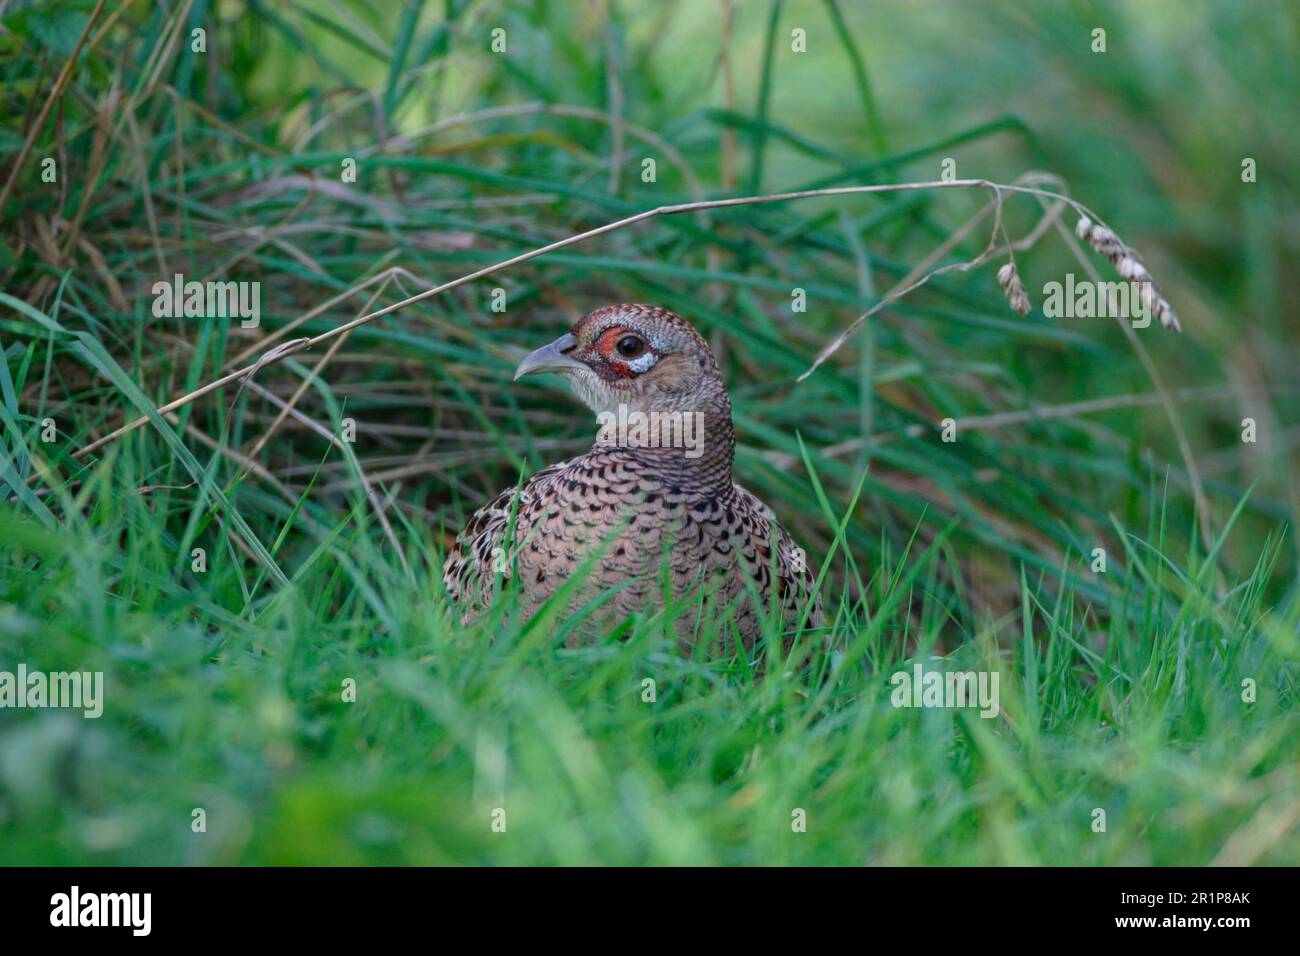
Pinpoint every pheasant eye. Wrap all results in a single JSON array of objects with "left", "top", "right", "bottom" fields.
[{"left": 615, "top": 335, "right": 645, "bottom": 358}]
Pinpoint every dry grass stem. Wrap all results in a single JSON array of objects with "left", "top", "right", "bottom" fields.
[{"left": 68, "top": 177, "right": 1179, "bottom": 465}]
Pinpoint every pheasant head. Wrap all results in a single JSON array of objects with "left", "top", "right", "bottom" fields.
[
  {"left": 515, "top": 304, "right": 725, "bottom": 414},
  {"left": 514, "top": 304, "right": 734, "bottom": 485}
]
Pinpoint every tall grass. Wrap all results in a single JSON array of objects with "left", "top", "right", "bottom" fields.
[{"left": 0, "top": 0, "right": 1295, "bottom": 865}]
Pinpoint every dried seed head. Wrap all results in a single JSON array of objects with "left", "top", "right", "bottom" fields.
[
  {"left": 996, "top": 261, "right": 1032, "bottom": 316},
  {"left": 1076, "top": 216, "right": 1181, "bottom": 331}
]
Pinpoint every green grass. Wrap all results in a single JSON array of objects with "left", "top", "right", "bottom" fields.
[{"left": 0, "top": 0, "right": 1297, "bottom": 865}]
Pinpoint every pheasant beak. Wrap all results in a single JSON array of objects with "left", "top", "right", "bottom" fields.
[{"left": 514, "top": 332, "right": 584, "bottom": 380}]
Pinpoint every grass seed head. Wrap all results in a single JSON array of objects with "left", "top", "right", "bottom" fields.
[
  {"left": 1076, "top": 216, "right": 1182, "bottom": 331},
  {"left": 996, "top": 261, "right": 1032, "bottom": 316}
]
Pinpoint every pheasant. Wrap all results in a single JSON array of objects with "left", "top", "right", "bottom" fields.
[{"left": 442, "top": 304, "right": 820, "bottom": 652}]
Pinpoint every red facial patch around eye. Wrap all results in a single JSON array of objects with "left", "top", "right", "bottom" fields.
[
  {"left": 593, "top": 326, "right": 652, "bottom": 378},
  {"left": 594, "top": 326, "right": 631, "bottom": 356}
]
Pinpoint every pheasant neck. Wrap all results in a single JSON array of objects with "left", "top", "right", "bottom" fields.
[{"left": 593, "top": 398, "right": 734, "bottom": 495}]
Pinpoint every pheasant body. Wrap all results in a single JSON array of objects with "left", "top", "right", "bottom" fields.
[{"left": 442, "top": 305, "right": 819, "bottom": 651}]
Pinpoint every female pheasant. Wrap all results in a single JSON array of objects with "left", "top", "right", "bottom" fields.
[{"left": 442, "top": 304, "right": 820, "bottom": 651}]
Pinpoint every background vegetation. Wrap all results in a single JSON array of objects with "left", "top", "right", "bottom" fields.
[{"left": 0, "top": 0, "right": 1296, "bottom": 864}]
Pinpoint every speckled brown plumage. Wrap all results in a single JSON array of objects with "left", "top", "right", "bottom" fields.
[{"left": 442, "top": 305, "right": 820, "bottom": 652}]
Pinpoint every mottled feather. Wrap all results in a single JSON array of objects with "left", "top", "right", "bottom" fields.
[{"left": 443, "top": 305, "right": 821, "bottom": 651}]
